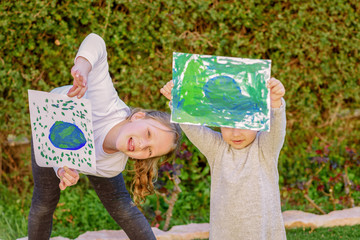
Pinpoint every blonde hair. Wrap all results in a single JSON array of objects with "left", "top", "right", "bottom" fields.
[{"left": 127, "top": 108, "right": 182, "bottom": 204}]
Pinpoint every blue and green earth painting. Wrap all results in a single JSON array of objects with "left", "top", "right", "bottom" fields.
[
  {"left": 172, "top": 52, "right": 271, "bottom": 131},
  {"left": 28, "top": 90, "right": 95, "bottom": 172},
  {"left": 49, "top": 121, "right": 87, "bottom": 150}
]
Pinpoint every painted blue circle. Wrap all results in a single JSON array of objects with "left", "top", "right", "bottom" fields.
[{"left": 49, "top": 121, "right": 87, "bottom": 150}]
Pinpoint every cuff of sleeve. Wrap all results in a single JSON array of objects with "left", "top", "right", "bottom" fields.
[
  {"left": 75, "top": 51, "right": 96, "bottom": 69},
  {"left": 53, "top": 167, "right": 60, "bottom": 178},
  {"left": 271, "top": 98, "right": 286, "bottom": 113}
]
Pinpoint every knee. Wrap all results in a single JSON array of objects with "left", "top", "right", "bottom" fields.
[
  {"left": 30, "top": 189, "right": 60, "bottom": 215},
  {"left": 108, "top": 199, "right": 142, "bottom": 220}
]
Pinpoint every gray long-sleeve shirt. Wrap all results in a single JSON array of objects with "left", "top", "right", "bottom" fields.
[{"left": 180, "top": 99, "right": 287, "bottom": 239}]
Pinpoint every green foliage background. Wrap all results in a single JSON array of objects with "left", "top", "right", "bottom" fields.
[{"left": 1, "top": 0, "right": 359, "bottom": 239}]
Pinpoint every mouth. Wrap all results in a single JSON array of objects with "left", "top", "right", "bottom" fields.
[
  {"left": 232, "top": 140, "right": 244, "bottom": 145},
  {"left": 128, "top": 137, "right": 135, "bottom": 151}
]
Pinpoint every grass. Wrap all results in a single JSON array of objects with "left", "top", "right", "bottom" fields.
[
  {"left": 286, "top": 225, "right": 360, "bottom": 239},
  {"left": 1, "top": 180, "right": 359, "bottom": 240},
  {"left": 186, "top": 225, "right": 360, "bottom": 240}
]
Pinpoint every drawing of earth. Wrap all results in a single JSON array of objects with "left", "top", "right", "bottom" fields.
[{"left": 49, "top": 121, "right": 87, "bottom": 150}]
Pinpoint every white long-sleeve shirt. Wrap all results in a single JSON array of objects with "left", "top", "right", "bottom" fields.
[
  {"left": 180, "top": 99, "right": 287, "bottom": 239},
  {"left": 51, "top": 33, "right": 130, "bottom": 177}
]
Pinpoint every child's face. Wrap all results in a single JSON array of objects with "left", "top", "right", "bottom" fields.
[
  {"left": 115, "top": 116, "right": 175, "bottom": 160},
  {"left": 220, "top": 127, "right": 257, "bottom": 150}
]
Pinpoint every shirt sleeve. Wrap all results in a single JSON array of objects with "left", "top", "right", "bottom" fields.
[
  {"left": 75, "top": 33, "right": 107, "bottom": 70},
  {"left": 258, "top": 98, "right": 286, "bottom": 165},
  {"left": 180, "top": 124, "right": 224, "bottom": 169},
  {"left": 53, "top": 167, "right": 60, "bottom": 178},
  {"left": 75, "top": 33, "right": 127, "bottom": 119}
]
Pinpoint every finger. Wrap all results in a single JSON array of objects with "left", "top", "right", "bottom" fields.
[
  {"left": 271, "top": 89, "right": 285, "bottom": 99},
  {"left": 268, "top": 79, "right": 279, "bottom": 88},
  {"left": 274, "top": 86, "right": 285, "bottom": 95},
  {"left": 167, "top": 80, "right": 174, "bottom": 88},
  {"left": 67, "top": 86, "right": 82, "bottom": 98},
  {"left": 74, "top": 73, "right": 84, "bottom": 87},
  {"left": 62, "top": 176, "right": 73, "bottom": 186},
  {"left": 160, "top": 88, "right": 169, "bottom": 96},
  {"left": 59, "top": 180, "right": 67, "bottom": 190},
  {"left": 160, "top": 88, "right": 172, "bottom": 100},
  {"left": 269, "top": 77, "right": 277, "bottom": 83},
  {"left": 57, "top": 167, "right": 65, "bottom": 178},
  {"left": 71, "top": 67, "right": 78, "bottom": 78},
  {"left": 64, "top": 172, "right": 75, "bottom": 181},
  {"left": 271, "top": 84, "right": 283, "bottom": 93},
  {"left": 160, "top": 87, "right": 169, "bottom": 95},
  {"left": 70, "top": 69, "right": 83, "bottom": 87},
  {"left": 163, "top": 84, "right": 173, "bottom": 93},
  {"left": 77, "top": 85, "right": 88, "bottom": 99},
  {"left": 81, "top": 76, "right": 87, "bottom": 87},
  {"left": 273, "top": 88, "right": 285, "bottom": 96},
  {"left": 64, "top": 166, "right": 77, "bottom": 177},
  {"left": 64, "top": 173, "right": 78, "bottom": 185},
  {"left": 67, "top": 86, "right": 78, "bottom": 97},
  {"left": 268, "top": 77, "right": 279, "bottom": 84},
  {"left": 65, "top": 169, "right": 79, "bottom": 183},
  {"left": 67, "top": 85, "right": 77, "bottom": 96}
]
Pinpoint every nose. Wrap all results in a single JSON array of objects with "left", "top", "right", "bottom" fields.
[
  {"left": 232, "top": 129, "right": 242, "bottom": 137},
  {"left": 139, "top": 139, "right": 150, "bottom": 150}
]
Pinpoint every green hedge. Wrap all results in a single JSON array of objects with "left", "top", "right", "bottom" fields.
[{"left": 1, "top": 0, "right": 359, "bottom": 211}]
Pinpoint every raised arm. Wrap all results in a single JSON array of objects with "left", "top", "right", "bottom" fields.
[
  {"left": 160, "top": 80, "right": 224, "bottom": 168},
  {"left": 67, "top": 33, "right": 107, "bottom": 98},
  {"left": 67, "top": 33, "right": 126, "bottom": 116},
  {"left": 259, "top": 78, "right": 286, "bottom": 162}
]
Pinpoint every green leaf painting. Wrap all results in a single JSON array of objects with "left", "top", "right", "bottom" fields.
[
  {"left": 172, "top": 52, "right": 271, "bottom": 131},
  {"left": 28, "top": 90, "right": 96, "bottom": 173}
]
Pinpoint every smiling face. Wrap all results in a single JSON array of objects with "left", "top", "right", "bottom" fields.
[
  {"left": 115, "top": 113, "right": 176, "bottom": 160},
  {"left": 220, "top": 127, "right": 257, "bottom": 150}
]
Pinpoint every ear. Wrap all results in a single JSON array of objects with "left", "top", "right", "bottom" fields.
[{"left": 130, "top": 112, "right": 146, "bottom": 121}]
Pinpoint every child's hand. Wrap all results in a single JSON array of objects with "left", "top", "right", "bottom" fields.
[
  {"left": 58, "top": 166, "right": 80, "bottom": 190},
  {"left": 160, "top": 80, "right": 174, "bottom": 101},
  {"left": 67, "top": 57, "right": 92, "bottom": 99},
  {"left": 268, "top": 77, "right": 285, "bottom": 108}
]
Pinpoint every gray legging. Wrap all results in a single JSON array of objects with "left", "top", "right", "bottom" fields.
[{"left": 28, "top": 142, "right": 156, "bottom": 240}]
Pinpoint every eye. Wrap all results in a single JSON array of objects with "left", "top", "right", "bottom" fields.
[{"left": 147, "top": 129, "right": 151, "bottom": 138}]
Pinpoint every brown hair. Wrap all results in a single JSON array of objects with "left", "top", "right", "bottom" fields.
[{"left": 127, "top": 108, "right": 182, "bottom": 204}]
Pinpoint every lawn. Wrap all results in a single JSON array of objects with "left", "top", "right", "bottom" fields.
[{"left": 286, "top": 225, "right": 360, "bottom": 240}]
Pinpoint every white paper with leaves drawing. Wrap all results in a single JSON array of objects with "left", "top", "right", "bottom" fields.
[{"left": 28, "top": 90, "right": 96, "bottom": 174}]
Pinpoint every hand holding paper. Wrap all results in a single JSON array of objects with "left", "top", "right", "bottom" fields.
[
  {"left": 267, "top": 77, "right": 285, "bottom": 108},
  {"left": 58, "top": 166, "right": 79, "bottom": 190},
  {"left": 160, "top": 80, "right": 174, "bottom": 101}
]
